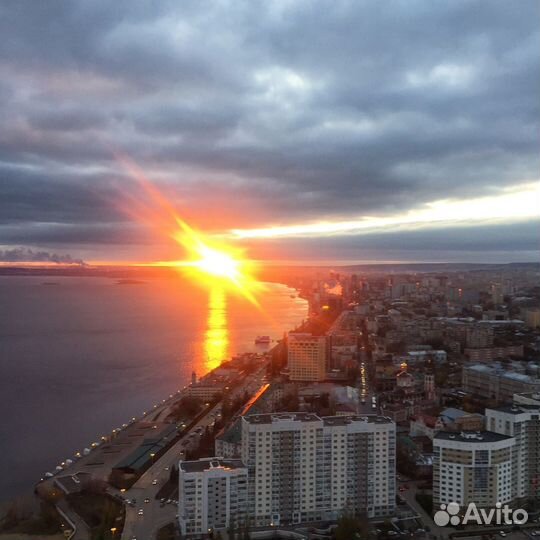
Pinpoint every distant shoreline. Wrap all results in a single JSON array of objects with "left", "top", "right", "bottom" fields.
[{"left": 0, "top": 260, "right": 538, "bottom": 279}]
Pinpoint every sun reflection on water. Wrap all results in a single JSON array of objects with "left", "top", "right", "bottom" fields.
[{"left": 204, "top": 286, "right": 229, "bottom": 371}]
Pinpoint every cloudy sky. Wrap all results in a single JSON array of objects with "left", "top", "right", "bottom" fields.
[{"left": 1, "top": 0, "right": 539, "bottom": 264}]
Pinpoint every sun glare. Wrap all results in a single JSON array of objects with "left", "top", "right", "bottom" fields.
[
  {"left": 116, "top": 155, "right": 262, "bottom": 305},
  {"left": 194, "top": 246, "right": 241, "bottom": 280}
]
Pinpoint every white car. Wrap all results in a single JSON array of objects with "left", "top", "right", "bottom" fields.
[
  {"left": 138, "top": 509, "right": 144, "bottom": 516},
  {"left": 152, "top": 479, "right": 158, "bottom": 485}
]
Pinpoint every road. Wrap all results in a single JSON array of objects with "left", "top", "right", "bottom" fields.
[
  {"left": 120, "top": 402, "right": 221, "bottom": 540},
  {"left": 398, "top": 481, "right": 454, "bottom": 539},
  {"left": 398, "top": 480, "right": 540, "bottom": 540},
  {"left": 56, "top": 499, "right": 91, "bottom": 540},
  {"left": 39, "top": 389, "right": 188, "bottom": 490},
  {"left": 121, "top": 364, "right": 269, "bottom": 540}
]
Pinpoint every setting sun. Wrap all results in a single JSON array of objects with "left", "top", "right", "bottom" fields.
[
  {"left": 193, "top": 246, "right": 240, "bottom": 279},
  {"left": 115, "top": 155, "right": 263, "bottom": 305},
  {"left": 172, "top": 219, "right": 262, "bottom": 305}
]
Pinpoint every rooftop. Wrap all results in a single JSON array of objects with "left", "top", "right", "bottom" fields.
[
  {"left": 180, "top": 458, "right": 245, "bottom": 473},
  {"left": 434, "top": 430, "right": 513, "bottom": 443},
  {"left": 487, "top": 403, "right": 540, "bottom": 415},
  {"left": 322, "top": 415, "right": 393, "bottom": 426},
  {"left": 243, "top": 412, "right": 393, "bottom": 426},
  {"left": 465, "top": 364, "right": 540, "bottom": 384},
  {"left": 243, "top": 412, "right": 321, "bottom": 424}
]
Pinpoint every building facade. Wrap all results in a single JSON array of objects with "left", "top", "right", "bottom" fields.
[
  {"left": 178, "top": 458, "right": 248, "bottom": 537},
  {"left": 462, "top": 364, "right": 540, "bottom": 403},
  {"left": 288, "top": 333, "right": 327, "bottom": 382},
  {"left": 486, "top": 404, "right": 540, "bottom": 500},
  {"left": 433, "top": 431, "right": 514, "bottom": 508},
  {"left": 241, "top": 412, "right": 395, "bottom": 526}
]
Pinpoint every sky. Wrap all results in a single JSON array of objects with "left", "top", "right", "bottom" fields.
[{"left": 0, "top": 0, "right": 539, "bottom": 265}]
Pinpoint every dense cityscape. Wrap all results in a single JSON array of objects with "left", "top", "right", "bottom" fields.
[{"left": 2, "top": 263, "right": 538, "bottom": 540}]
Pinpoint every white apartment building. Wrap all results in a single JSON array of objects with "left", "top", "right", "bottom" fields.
[
  {"left": 486, "top": 403, "right": 540, "bottom": 500},
  {"left": 178, "top": 458, "right": 248, "bottom": 537},
  {"left": 241, "top": 412, "right": 396, "bottom": 526},
  {"left": 288, "top": 333, "right": 327, "bottom": 382},
  {"left": 433, "top": 431, "right": 514, "bottom": 508}
]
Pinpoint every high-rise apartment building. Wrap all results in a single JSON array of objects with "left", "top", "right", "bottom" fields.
[
  {"left": 433, "top": 431, "right": 514, "bottom": 508},
  {"left": 288, "top": 333, "right": 327, "bottom": 382},
  {"left": 178, "top": 458, "right": 248, "bottom": 537},
  {"left": 486, "top": 404, "right": 540, "bottom": 499},
  {"left": 241, "top": 412, "right": 395, "bottom": 526}
]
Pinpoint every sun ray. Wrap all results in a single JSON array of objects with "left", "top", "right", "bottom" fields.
[{"left": 115, "top": 155, "right": 263, "bottom": 305}]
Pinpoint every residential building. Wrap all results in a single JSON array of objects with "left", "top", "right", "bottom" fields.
[
  {"left": 486, "top": 404, "right": 540, "bottom": 499},
  {"left": 178, "top": 458, "right": 248, "bottom": 537},
  {"left": 464, "top": 345, "right": 524, "bottom": 362},
  {"left": 462, "top": 364, "right": 540, "bottom": 403},
  {"left": 513, "top": 393, "right": 540, "bottom": 406},
  {"left": 288, "top": 333, "right": 327, "bottom": 382},
  {"left": 524, "top": 308, "right": 540, "bottom": 329},
  {"left": 241, "top": 412, "right": 395, "bottom": 526},
  {"left": 433, "top": 431, "right": 514, "bottom": 508}
]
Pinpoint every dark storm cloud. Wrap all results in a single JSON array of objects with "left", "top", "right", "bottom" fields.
[{"left": 0, "top": 0, "right": 538, "bottom": 259}]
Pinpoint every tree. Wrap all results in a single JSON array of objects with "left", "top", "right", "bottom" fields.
[
  {"left": 334, "top": 509, "right": 369, "bottom": 540},
  {"left": 169, "top": 464, "right": 179, "bottom": 484}
]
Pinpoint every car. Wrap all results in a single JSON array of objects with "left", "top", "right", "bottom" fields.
[
  {"left": 164, "top": 466, "right": 169, "bottom": 471},
  {"left": 160, "top": 498, "right": 166, "bottom": 503},
  {"left": 138, "top": 509, "right": 144, "bottom": 516},
  {"left": 144, "top": 498, "right": 150, "bottom": 503},
  {"left": 499, "top": 532, "right": 506, "bottom": 537},
  {"left": 152, "top": 479, "right": 158, "bottom": 485},
  {"left": 533, "top": 532, "right": 540, "bottom": 537}
]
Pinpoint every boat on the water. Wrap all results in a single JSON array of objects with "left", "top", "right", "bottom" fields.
[{"left": 255, "top": 335, "right": 271, "bottom": 344}]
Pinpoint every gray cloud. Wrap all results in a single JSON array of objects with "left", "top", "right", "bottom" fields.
[
  {"left": 0, "top": 247, "right": 84, "bottom": 264},
  {"left": 0, "top": 0, "right": 538, "bottom": 260}
]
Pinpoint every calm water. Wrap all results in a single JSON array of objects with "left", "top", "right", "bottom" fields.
[{"left": 0, "top": 275, "right": 307, "bottom": 500}]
